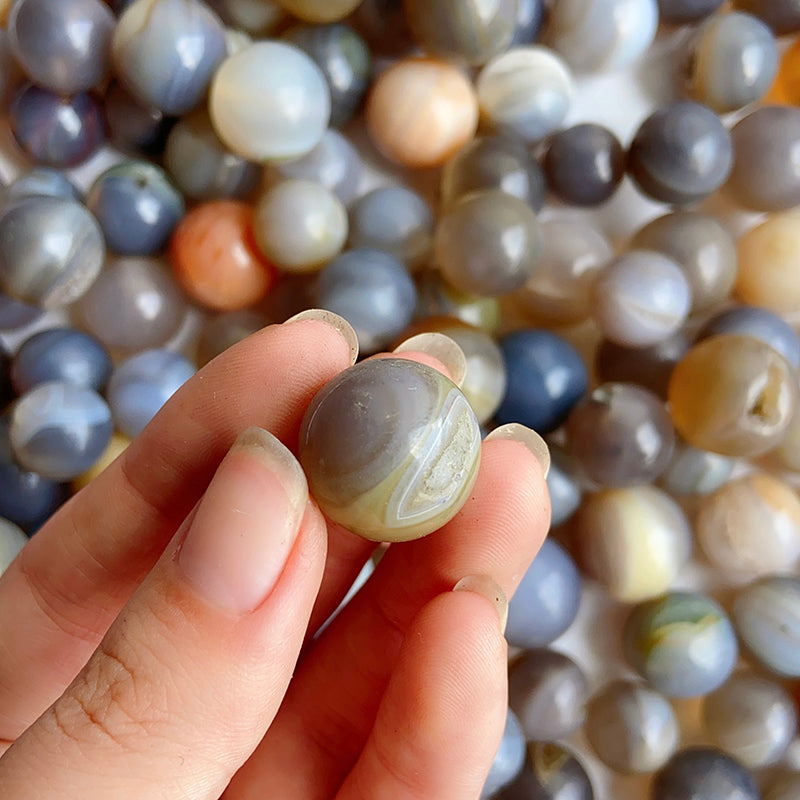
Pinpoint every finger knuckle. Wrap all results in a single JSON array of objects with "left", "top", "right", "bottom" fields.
[{"left": 44, "top": 631, "right": 170, "bottom": 754}]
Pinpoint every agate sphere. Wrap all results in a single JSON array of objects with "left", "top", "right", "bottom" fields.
[
  {"left": 696, "top": 474, "right": 800, "bottom": 578},
  {"left": 108, "top": 349, "right": 196, "bottom": 438},
  {"left": 736, "top": 212, "right": 800, "bottom": 314},
  {"left": 316, "top": 249, "right": 417, "bottom": 355},
  {"left": 476, "top": 46, "right": 574, "bottom": 144},
  {"left": 0, "top": 196, "right": 105, "bottom": 309},
  {"left": 547, "top": 0, "right": 658, "bottom": 73},
  {"left": 733, "top": 0, "right": 800, "bottom": 36},
  {"left": 366, "top": 57, "right": 478, "bottom": 168},
  {"left": 574, "top": 486, "right": 692, "bottom": 602},
  {"left": 727, "top": 106, "right": 800, "bottom": 212},
  {"left": 481, "top": 709, "right": 526, "bottom": 799},
  {"left": 9, "top": 381, "right": 113, "bottom": 481},
  {"left": 667, "top": 335, "right": 797, "bottom": 458},
  {"left": 566, "top": 383, "right": 675, "bottom": 488},
  {"left": 508, "top": 648, "right": 589, "bottom": 742},
  {"left": 441, "top": 135, "right": 546, "bottom": 212},
  {"left": 594, "top": 331, "right": 690, "bottom": 402},
  {"left": 405, "top": 0, "right": 518, "bottom": 66},
  {"left": 173, "top": 201, "right": 278, "bottom": 310},
  {"left": 623, "top": 592, "right": 738, "bottom": 698},
  {"left": 164, "top": 111, "right": 260, "bottom": 202},
  {"left": 348, "top": 187, "right": 434, "bottom": 269},
  {"left": 687, "top": 12, "right": 778, "bottom": 113},
  {"left": 9, "top": 84, "right": 104, "bottom": 167},
  {"left": 0, "top": 416, "right": 65, "bottom": 532},
  {"left": 660, "top": 440, "right": 736, "bottom": 496},
  {"left": 496, "top": 329, "right": 588, "bottom": 434},
  {"left": 544, "top": 124, "right": 625, "bottom": 206},
  {"left": 78, "top": 256, "right": 188, "bottom": 352},
  {"left": 299, "top": 358, "right": 481, "bottom": 542},
  {"left": 628, "top": 101, "right": 733, "bottom": 206},
  {"left": 112, "top": 0, "right": 227, "bottom": 115},
  {"left": 506, "top": 538, "right": 582, "bottom": 648},
  {"left": 702, "top": 674, "right": 797, "bottom": 768},
  {"left": 591, "top": 251, "right": 691, "bottom": 348},
  {"left": 209, "top": 41, "right": 330, "bottom": 163},
  {"left": 495, "top": 743, "right": 594, "bottom": 800},
  {"left": 104, "top": 81, "right": 174, "bottom": 158},
  {"left": 733, "top": 575, "right": 800, "bottom": 677},
  {"left": 8, "top": 0, "right": 114, "bottom": 94},
  {"left": 11, "top": 327, "right": 111, "bottom": 394},
  {"left": 435, "top": 191, "right": 542, "bottom": 297},
  {"left": 87, "top": 161, "right": 185, "bottom": 256},
  {"left": 283, "top": 22, "right": 371, "bottom": 128},
  {"left": 652, "top": 748, "right": 760, "bottom": 800},
  {"left": 269, "top": 129, "right": 361, "bottom": 206},
  {"left": 585, "top": 680, "right": 679, "bottom": 774},
  {"left": 658, "top": 0, "right": 724, "bottom": 24},
  {"left": 1, "top": 167, "right": 81, "bottom": 206}
]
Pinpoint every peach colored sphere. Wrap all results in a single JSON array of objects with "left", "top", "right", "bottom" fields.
[
  {"left": 170, "top": 201, "right": 277, "bottom": 312},
  {"left": 367, "top": 58, "right": 479, "bottom": 169}
]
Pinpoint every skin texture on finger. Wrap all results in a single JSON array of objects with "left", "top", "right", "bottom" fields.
[
  {"left": 335, "top": 590, "right": 508, "bottom": 800},
  {"left": 0, "top": 320, "right": 354, "bottom": 744},
  {"left": 227, "top": 438, "right": 550, "bottom": 800},
  {"left": 0, "top": 438, "right": 328, "bottom": 798}
]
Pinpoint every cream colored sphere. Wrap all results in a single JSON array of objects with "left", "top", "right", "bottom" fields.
[{"left": 209, "top": 41, "right": 330, "bottom": 163}]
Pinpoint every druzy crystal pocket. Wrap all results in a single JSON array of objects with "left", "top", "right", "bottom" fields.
[{"left": 299, "top": 358, "right": 481, "bottom": 542}]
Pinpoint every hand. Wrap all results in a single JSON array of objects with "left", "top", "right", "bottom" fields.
[{"left": 0, "top": 316, "right": 550, "bottom": 799}]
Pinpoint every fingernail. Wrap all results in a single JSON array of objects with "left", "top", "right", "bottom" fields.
[
  {"left": 285, "top": 309, "right": 359, "bottom": 365},
  {"left": 394, "top": 332, "right": 467, "bottom": 386},
  {"left": 177, "top": 427, "right": 308, "bottom": 615},
  {"left": 453, "top": 575, "right": 508, "bottom": 634},
  {"left": 485, "top": 423, "right": 550, "bottom": 479}
]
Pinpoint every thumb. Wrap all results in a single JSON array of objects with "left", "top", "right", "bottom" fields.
[{"left": 0, "top": 428, "right": 326, "bottom": 799}]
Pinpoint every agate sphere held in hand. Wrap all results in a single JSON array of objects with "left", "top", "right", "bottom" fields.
[{"left": 298, "top": 358, "right": 481, "bottom": 542}]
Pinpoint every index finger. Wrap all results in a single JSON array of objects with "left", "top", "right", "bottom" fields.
[{"left": 0, "top": 316, "right": 356, "bottom": 743}]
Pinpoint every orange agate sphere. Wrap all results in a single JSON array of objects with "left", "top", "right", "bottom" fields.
[
  {"left": 366, "top": 57, "right": 479, "bottom": 169},
  {"left": 170, "top": 201, "right": 278, "bottom": 312}
]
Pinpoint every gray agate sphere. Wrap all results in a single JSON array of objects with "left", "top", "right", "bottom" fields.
[
  {"left": 8, "top": 0, "right": 115, "bottom": 94},
  {"left": 733, "top": 575, "right": 800, "bottom": 677},
  {"left": 299, "top": 358, "right": 482, "bottom": 542},
  {"left": 585, "top": 680, "right": 679, "bottom": 774},
  {"left": 316, "top": 249, "right": 417, "bottom": 355},
  {"left": 702, "top": 673, "right": 798, "bottom": 768},
  {"left": 508, "top": 649, "right": 589, "bottom": 741},
  {"left": 727, "top": 105, "right": 800, "bottom": 211},
  {"left": 652, "top": 748, "right": 760, "bottom": 800},
  {"left": 435, "top": 191, "right": 542, "bottom": 297},
  {"left": 11, "top": 327, "right": 112, "bottom": 394},
  {"left": 108, "top": 349, "right": 196, "bottom": 438},
  {"left": 9, "top": 381, "right": 113, "bottom": 481},
  {"left": 506, "top": 538, "right": 582, "bottom": 648},
  {"left": 0, "top": 196, "right": 105, "bottom": 309},
  {"left": 112, "top": 0, "right": 227, "bottom": 115},
  {"left": 10, "top": 84, "right": 105, "bottom": 168},
  {"left": 628, "top": 101, "right": 733, "bottom": 205}
]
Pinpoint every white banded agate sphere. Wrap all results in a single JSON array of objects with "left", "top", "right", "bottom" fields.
[
  {"left": 299, "top": 358, "right": 482, "bottom": 542},
  {"left": 209, "top": 41, "right": 330, "bottom": 162}
]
